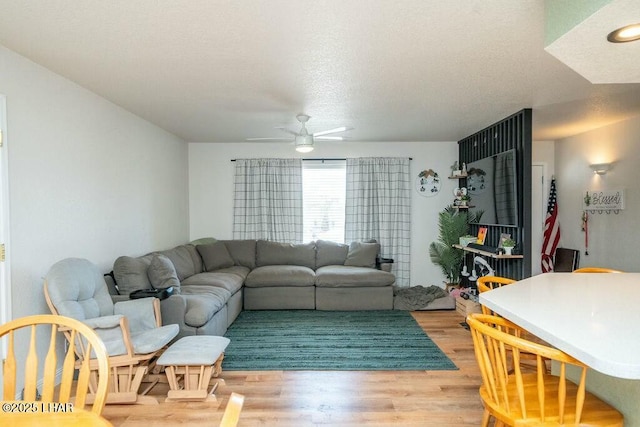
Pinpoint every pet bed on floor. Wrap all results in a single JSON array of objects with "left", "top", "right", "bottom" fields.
[{"left": 393, "top": 285, "right": 455, "bottom": 311}]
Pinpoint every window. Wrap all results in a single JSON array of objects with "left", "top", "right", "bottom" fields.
[{"left": 302, "top": 160, "right": 346, "bottom": 243}]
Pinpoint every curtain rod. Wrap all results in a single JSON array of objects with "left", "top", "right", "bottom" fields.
[{"left": 230, "top": 157, "right": 412, "bottom": 162}]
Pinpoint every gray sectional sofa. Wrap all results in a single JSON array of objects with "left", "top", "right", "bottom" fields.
[{"left": 110, "top": 239, "right": 395, "bottom": 339}]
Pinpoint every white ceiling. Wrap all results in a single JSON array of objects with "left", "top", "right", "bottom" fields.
[
  {"left": 1, "top": 0, "right": 639, "bottom": 143},
  {"left": 545, "top": 0, "right": 640, "bottom": 84}
]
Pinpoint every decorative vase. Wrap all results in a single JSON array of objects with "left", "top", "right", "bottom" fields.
[{"left": 504, "top": 246, "right": 513, "bottom": 255}]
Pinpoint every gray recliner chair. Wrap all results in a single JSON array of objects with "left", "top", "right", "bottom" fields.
[{"left": 44, "top": 258, "right": 179, "bottom": 405}]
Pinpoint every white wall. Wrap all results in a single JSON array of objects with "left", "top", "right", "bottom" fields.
[
  {"left": 532, "top": 140, "right": 555, "bottom": 173},
  {"left": 189, "top": 141, "right": 459, "bottom": 287},
  {"left": 0, "top": 45, "right": 189, "bottom": 322},
  {"left": 555, "top": 115, "right": 640, "bottom": 271}
]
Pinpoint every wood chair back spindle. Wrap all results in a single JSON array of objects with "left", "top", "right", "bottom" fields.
[
  {"left": 219, "top": 392, "right": 245, "bottom": 427},
  {"left": 0, "top": 314, "right": 110, "bottom": 414}
]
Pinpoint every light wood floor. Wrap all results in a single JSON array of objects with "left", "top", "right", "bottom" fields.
[{"left": 102, "top": 310, "right": 485, "bottom": 426}]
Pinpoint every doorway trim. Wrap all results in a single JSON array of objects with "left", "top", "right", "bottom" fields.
[{"left": 531, "top": 162, "right": 547, "bottom": 276}]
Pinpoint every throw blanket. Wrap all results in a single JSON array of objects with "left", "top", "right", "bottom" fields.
[{"left": 394, "top": 285, "right": 448, "bottom": 310}]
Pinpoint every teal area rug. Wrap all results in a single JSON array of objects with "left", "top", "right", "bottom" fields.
[{"left": 222, "top": 310, "right": 457, "bottom": 371}]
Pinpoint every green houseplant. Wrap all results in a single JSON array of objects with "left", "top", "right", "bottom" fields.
[
  {"left": 502, "top": 238, "right": 516, "bottom": 255},
  {"left": 503, "top": 238, "right": 516, "bottom": 247},
  {"left": 429, "top": 206, "right": 483, "bottom": 286}
]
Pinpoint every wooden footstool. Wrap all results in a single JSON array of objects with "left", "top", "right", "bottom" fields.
[{"left": 156, "top": 335, "right": 230, "bottom": 402}]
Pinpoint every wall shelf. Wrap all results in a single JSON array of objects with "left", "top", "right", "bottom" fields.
[
  {"left": 449, "top": 174, "right": 468, "bottom": 179},
  {"left": 453, "top": 244, "right": 523, "bottom": 259}
]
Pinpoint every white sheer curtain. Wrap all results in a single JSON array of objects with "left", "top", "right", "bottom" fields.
[
  {"left": 233, "top": 158, "right": 303, "bottom": 242},
  {"left": 345, "top": 157, "right": 411, "bottom": 286}
]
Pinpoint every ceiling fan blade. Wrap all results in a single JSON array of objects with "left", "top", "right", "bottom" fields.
[
  {"left": 246, "top": 137, "right": 293, "bottom": 141},
  {"left": 315, "top": 136, "right": 347, "bottom": 141},
  {"left": 313, "top": 126, "right": 352, "bottom": 137},
  {"left": 275, "top": 127, "right": 299, "bottom": 136}
]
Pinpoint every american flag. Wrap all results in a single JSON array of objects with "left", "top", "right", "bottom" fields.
[{"left": 541, "top": 177, "right": 560, "bottom": 272}]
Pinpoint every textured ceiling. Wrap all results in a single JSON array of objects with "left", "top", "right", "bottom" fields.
[{"left": 1, "top": 0, "right": 639, "bottom": 143}]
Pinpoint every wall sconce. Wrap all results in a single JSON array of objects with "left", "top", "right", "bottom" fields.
[{"left": 590, "top": 163, "right": 612, "bottom": 175}]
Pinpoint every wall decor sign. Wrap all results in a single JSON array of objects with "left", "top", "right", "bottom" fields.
[
  {"left": 583, "top": 189, "right": 625, "bottom": 212},
  {"left": 416, "top": 169, "right": 441, "bottom": 197}
]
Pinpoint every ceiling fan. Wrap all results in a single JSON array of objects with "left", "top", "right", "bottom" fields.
[{"left": 247, "top": 114, "right": 352, "bottom": 153}]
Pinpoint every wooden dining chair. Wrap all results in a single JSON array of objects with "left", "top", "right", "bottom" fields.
[
  {"left": 467, "top": 313, "right": 623, "bottom": 427},
  {"left": 219, "top": 392, "right": 245, "bottom": 427},
  {"left": 476, "top": 275, "right": 548, "bottom": 374},
  {"left": 476, "top": 276, "right": 515, "bottom": 315},
  {"left": 0, "top": 314, "right": 110, "bottom": 414},
  {"left": 573, "top": 267, "right": 623, "bottom": 273}
]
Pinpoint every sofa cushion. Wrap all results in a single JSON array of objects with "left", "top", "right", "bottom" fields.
[
  {"left": 196, "top": 242, "right": 235, "bottom": 272},
  {"left": 256, "top": 240, "right": 316, "bottom": 269},
  {"left": 113, "top": 255, "right": 154, "bottom": 295},
  {"left": 190, "top": 237, "right": 217, "bottom": 246},
  {"left": 46, "top": 258, "right": 115, "bottom": 320},
  {"left": 220, "top": 240, "right": 257, "bottom": 269},
  {"left": 179, "top": 286, "right": 231, "bottom": 328},
  {"left": 245, "top": 265, "right": 315, "bottom": 287},
  {"left": 315, "top": 240, "right": 349, "bottom": 268},
  {"left": 344, "top": 241, "right": 380, "bottom": 268},
  {"left": 181, "top": 272, "right": 243, "bottom": 294},
  {"left": 315, "top": 265, "right": 395, "bottom": 287},
  {"left": 147, "top": 254, "right": 181, "bottom": 291},
  {"left": 185, "top": 244, "right": 204, "bottom": 274},
  {"left": 213, "top": 265, "right": 251, "bottom": 280},
  {"left": 157, "top": 245, "right": 199, "bottom": 281}
]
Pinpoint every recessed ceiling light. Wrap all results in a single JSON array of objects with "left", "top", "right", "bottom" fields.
[{"left": 607, "top": 23, "right": 640, "bottom": 43}]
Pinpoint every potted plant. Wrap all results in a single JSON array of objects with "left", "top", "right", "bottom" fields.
[
  {"left": 502, "top": 238, "right": 516, "bottom": 255},
  {"left": 460, "top": 194, "right": 471, "bottom": 206},
  {"left": 429, "top": 206, "right": 484, "bottom": 287}
]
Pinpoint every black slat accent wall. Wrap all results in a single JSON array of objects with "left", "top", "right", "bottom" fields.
[{"left": 458, "top": 109, "right": 532, "bottom": 279}]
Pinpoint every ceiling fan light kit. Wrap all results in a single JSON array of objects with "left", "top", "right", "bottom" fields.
[
  {"left": 295, "top": 134, "right": 314, "bottom": 153},
  {"left": 248, "top": 114, "right": 352, "bottom": 152}
]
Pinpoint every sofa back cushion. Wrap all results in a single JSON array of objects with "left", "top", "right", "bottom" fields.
[
  {"left": 220, "top": 240, "right": 257, "bottom": 269},
  {"left": 344, "top": 241, "right": 380, "bottom": 268},
  {"left": 147, "top": 254, "right": 181, "bottom": 291},
  {"left": 113, "top": 254, "right": 154, "bottom": 295},
  {"left": 196, "top": 241, "right": 235, "bottom": 272},
  {"left": 256, "top": 240, "right": 316, "bottom": 269},
  {"left": 158, "top": 245, "right": 200, "bottom": 281},
  {"left": 315, "top": 240, "right": 349, "bottom": 268},
  {"left": 185, "top": 244, "right": 204, "bottom": 273},
  {"left": 190, "top": 237, "right": 217, "bottom": 246}
]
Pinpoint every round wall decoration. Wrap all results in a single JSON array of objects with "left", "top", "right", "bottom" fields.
[
  {"left": 467, "top": 169, "right": 487, "bottom": 195},
  {"left": 416, "top": 169, "right": 441, "bottom": 197}
]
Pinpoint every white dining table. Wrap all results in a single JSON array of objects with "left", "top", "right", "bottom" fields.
[{"left": 479, "top": 272, "right": 640, "bottom": 380}]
